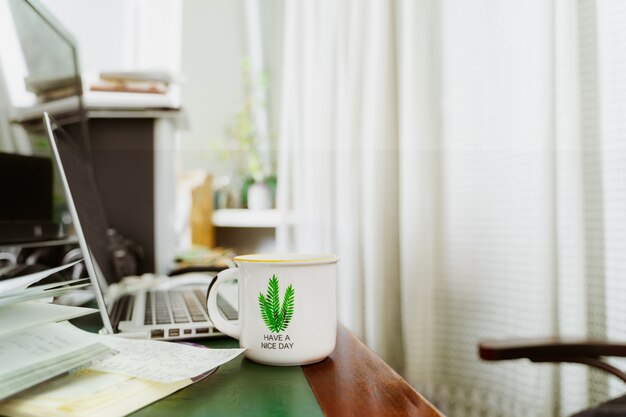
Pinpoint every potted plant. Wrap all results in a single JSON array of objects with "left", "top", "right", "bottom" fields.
[{"left": 212, "top": 59, "right": 276, "bottom": 210}]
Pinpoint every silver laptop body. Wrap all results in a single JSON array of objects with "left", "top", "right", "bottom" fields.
[{"left": 44, "top": 112, "right": 237, "bottom": 340}]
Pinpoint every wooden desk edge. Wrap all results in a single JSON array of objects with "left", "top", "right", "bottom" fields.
[{"left": 302, "top": 324, "right": 445, "bottom": 417}]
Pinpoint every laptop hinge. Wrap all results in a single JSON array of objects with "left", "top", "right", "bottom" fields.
[{"left": 109, "top": 294, "right": 134, "bottom": 332}]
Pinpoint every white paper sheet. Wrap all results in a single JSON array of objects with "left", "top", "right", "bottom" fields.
[
  {"left": 2, "top": 278, "right": 90, "bottom": 297},
  {"left": 0, "top": 302, "right": 98, "bottom": 338},
  {"left": 0, "top": 280, "right": 91, "bottom": 308},
  {"left": 0, "top": 369, "right": 191, "bottom": 417},
  {"left": 0, "top": 260, "right": 83, "bottom": 296},
  {"left": 89, "top": 336, "right": 245, "bottom": 383}
]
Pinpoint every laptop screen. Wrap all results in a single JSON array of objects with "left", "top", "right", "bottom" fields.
[{"left": 45, "top": 114, "right": 118, "bottom": 327}]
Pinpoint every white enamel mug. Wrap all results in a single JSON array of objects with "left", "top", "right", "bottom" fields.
[{"left": 207, "top": 254, "right": 339, "bottom": 366}]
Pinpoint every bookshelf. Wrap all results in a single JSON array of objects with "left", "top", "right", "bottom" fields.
[
  {"left": 212, "top": 209, "right": 292, "bottom": 254},
  {"left": 212, "top": 209, "right": 293, "bottom": 228}
]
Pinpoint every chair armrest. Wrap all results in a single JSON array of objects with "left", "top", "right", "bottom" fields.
[
  {"left": 479, "top": 337, "right": 626, "bottom": 362},
  {"left": 479, "top": 337, "right": 626, "bottom": 384}
]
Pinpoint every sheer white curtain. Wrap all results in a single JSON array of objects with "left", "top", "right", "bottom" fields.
[{"left": 278, "top": 0, "right": 626, "bottom": 415}]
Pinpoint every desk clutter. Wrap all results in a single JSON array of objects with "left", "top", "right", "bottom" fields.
[{"left": 0, "top": 260, "right": 245, "bottom": 417}]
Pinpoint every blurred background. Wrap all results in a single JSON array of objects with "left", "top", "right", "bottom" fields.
[{"left": 2, "top": 0, "right": 626, "bottom": 416}]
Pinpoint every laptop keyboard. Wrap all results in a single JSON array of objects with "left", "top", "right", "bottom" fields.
[
  {"left": 143, "top": 288, "right": 236, "bottom": 326},
  {"left": 186, "top": 290, "right": 209, "bottom": 322},
  {"left": 155, "top": 291, "right": 176, "bottom": 324}
]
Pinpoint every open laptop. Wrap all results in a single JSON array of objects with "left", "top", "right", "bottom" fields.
[{"left": 44, "top": 112, "right": 237, "bottom": 339}]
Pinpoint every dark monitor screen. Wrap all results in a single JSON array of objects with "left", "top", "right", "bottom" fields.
[
  {"left": 0, "top": 152, "right": 52, "bottom": 221},
  {"left": 0, "top": 152, "right": 61, "bottom": 244}
]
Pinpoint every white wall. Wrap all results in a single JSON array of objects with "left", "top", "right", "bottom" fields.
[
  {"left": 178, "top": 0, "right": 246, "bottom": 171},
  {"left": 179, "top": 0, "right": 284, "bottom": 172},
  {"left": 259, "top": 0, "right": 284, "bottom": 154},
  {"left": 39, "top": 0, "right": 181, "bottom": 75}
]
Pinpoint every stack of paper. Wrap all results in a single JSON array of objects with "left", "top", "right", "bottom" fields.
[
  {"left": 0, "top": 301, "right": 99, "bottom": 339},
  {"left": 0, "top": 323, "right": 113, "bottom": 400},
  {"left": 0, "top": 261, "right": 103, "bottom": 398},
  {"left": 0, "top": 261, "right": 245, "bottom": 417},
  {"left": 0, "top": 260, "right": 90, "bottom": 308},
  {"left": 0, "top": 323, "right": 245, "bottom": 417}
]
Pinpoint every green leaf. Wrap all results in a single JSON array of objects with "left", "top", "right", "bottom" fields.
[
  {"left": 258, "top": 293, "right": 274, "bottom": 331},
  {"left": 258, "top": 275, "right": 296, "bottom": 333},
  {"left": 267, "top": 275, "right": 281, "bottom": 331},
  {"left": 279, "top": 284, "right": 295, "bottom": 332}
]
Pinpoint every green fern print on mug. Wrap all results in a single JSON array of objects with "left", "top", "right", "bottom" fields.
[{"left": 258, "top": 275, "right": 295, "bottom": 333}]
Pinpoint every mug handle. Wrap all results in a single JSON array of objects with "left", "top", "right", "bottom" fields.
[{"left": 207, "top": 268, "right": 241, "bottom": 339}]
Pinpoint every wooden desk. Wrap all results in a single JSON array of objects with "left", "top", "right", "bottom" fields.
[
  {"left": 304, "top": 325, "right": 443, "bottom": 417},
  {"left": 125, "top": 323, "right": 443, "bottom": 417}
]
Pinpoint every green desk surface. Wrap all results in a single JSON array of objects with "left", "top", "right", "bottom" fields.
[{"left": 70, "top": 314, "right": 324, "bottom": 417}]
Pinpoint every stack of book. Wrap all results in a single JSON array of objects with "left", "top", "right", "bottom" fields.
[
  {"left": 89, "top": 71, "right": 174, "bottom": 95},
  {"left": 24, "top": 75, "right": 82, "bottom": 103}
]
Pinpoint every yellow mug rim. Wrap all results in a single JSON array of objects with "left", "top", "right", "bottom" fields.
[{"left": 233, "top": 253, "right": 339, "bottom": 265}]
